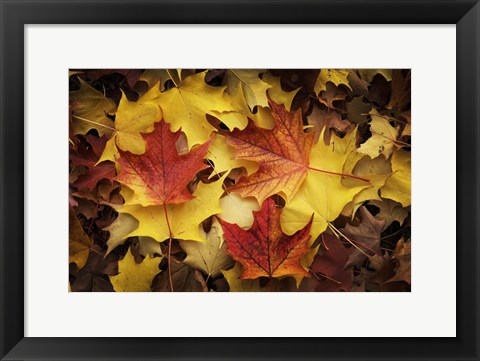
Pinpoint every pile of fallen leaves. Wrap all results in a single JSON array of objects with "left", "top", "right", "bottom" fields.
[{"left": 69, "top": 69, "right": 411, "bottom": 292}]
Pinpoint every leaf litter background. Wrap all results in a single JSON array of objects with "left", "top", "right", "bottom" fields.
[{"left": 69, "top": 69, "right": 411, "bottom": 292}]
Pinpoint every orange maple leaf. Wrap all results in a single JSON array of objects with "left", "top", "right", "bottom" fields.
[
  {"left": 115, "top": 119, "right": 211, "bottom": 207},
  {"left": 225, "top": 101, "right": 315, "bottom": 203},
  {"left": 220, "top": 197, "right": 313, "bottom": 279}
]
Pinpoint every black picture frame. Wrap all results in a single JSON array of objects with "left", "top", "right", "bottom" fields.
[{"left": 1, "top": 0, "right": 479, "bottom": 360}]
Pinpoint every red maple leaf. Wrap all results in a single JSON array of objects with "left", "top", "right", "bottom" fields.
[
  {"left": 225, "top": 100, "right": 315, "bottom": 204},
  {"left": 115, "top": 119, "right": 211, "bottom": 206},
  {"left": 223, "top": 100, "right": 368, "bottom": 204},
  {"left": 220, "top": 197, "right": 313, "bottom": 279}
]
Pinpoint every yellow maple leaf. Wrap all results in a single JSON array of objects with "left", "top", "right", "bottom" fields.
[
  {"left": 158, "top": 71, "right": 239, "bottom": 148},
  {"left": 180, "top": 218, "right": 233, "bottom": 277},
  {"left": 281, "top": 130, "right": 368, "bottom": 242},
  {"left": 138, "top": 237, "right": 163, "bottom": 258},
  {"left": 358, "top": 114, "right": 399, "bottom": 159},
  {"left": 206, "top": 134, "right": 258, "bottom": 178},
  {"left": 114, "top": 86, "right": 162, "bottom": 154},
  {"left": 218, "top": 192, "right": 261, "bottom": 230},
  {"left": 69, "top": 209, "right": 92, "bottom": 269},
  {"left": 341, "top": 154, "right": 392, "bottom": 218},
  {"left": 119, "top": 175, "right": 226, "bottom": 243},
  {"left": 109, "top": 247, "right": 161, "bottom": 292},
  {"left": 70, "top": 78, "right": 116, "bottom": 136},
  {"left": 381, "top": 149, "right": 411, "bottom": 207},
  {"left": 262, "top": 72, "right": 300, "bottom": 111},
  {"left": 226, "top": 69, "right": 272, "bottom": 110},
  {"left": 96, "top": 136, "right": 119, "bottom": 164},
  {"left": 210, "top": 83, "right": 275, "bottom": 131},
  {"left": 314, "top": 69, "right": 352, "bottom": 95},
  {"left": 97, "top": 85, "right": 163, "bottom": 163},
  {"left": 104, "top": 213, "right": 139, "bottom": 255}
]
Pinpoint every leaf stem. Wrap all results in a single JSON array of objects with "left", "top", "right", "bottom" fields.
[
  {"left": 163, "top": 202, "right": 174, "bottom": 292},
  {"left": 307, "top": 166, "right": 370, "bottom": 183},
  {"left": 72, "top": 115, "right": 117, "bottom": 132},
  {"left": 166, "top": 69, "right": 179, "bottom": 88},
  {"left": 194, "top": 270, "right": 209, "bottom": 292},
  {"left": 310, "top": 269, "right": 342, "bottom": 285},
  {"left": 328, "top": 222, "right": 370, "bottom": 258}
]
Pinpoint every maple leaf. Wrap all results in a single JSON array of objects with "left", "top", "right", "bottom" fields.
[
  {"left": 225, "top": 100, "right": 315, "bottom": 203},
  {"left": 340, "top": 206, "right": 386, "bottom": 268},
  {"left": 386, "top": 238, "right": 411, "bottom": 284},
  {"left": 180, "top": 218, "right": 232, "bottom": 277},
  {"left": 221, "top": 263, "right": 265, "bottom": 292},
  {"left": 80, "top": 69, "right": 143, "bottom": 88},
  {"left": 301, "top": 232, "right": 353, "bottom": 292},
  {"left": 70, "top": 244, "right": 116, "bottom": 292},
  {"left": 109, "top": 247, "right": 162, "bottom": 292},
  {"left": 314, "top": 69, "right": 352, "bottom": 95},
  {"left": 70, "top": 78, "right": 116, "bottom": 136},
  {"left": 346, "top": 97, "right": 372, "bottom": 124},
  {"left": 70, "top": 135, "right": 116, "bottom": 192},
  {"left": 347, "top": 72, "right": 370, "bottom": 96},
  {"left": 152, "top": 259, "right": 203, "bottom": 292},
  {"left": 220, "top": 197, "right": 313, "bottom": 279},
  {"left": 114, "top": 86, "right": 163, "bottom": 154},
  {"left": 158, "top": 70, "right": 239, "bottom": 148},
  {"left": 69, "top": 134, "right": 108, "bottom": 168},
  {"left": 307, "top": 103, "right": 350, "bottom": 144},
  {"left": 369, "top": 199, "right": 409, "bottom": 228},
  {"left": 387, "top": 70, "right": 411, "bottom": 112},
  {"left": 225, "top": 69, "right": 272, "bottom": 110},
  {"left": 104, "top": 213, "right": 139, "bottom": 255},
  {"left": 207, "top": 133, "right": 258, "bottom": 178},
  {"left": 218, "top": 193, "right": 261, "bottom": 229},
  {"left": 119, "top": 174, "right": 226, "bottom": 243},
  {"left": 341, "top": 154, "right": 392, "bottom": 218},
  {"left": 358, "top": 113, "right": 399, "bottom": 159},
  {"left": 136, "top": 69, "right": 177, "bottom": 92},
  {"left": 137, "top": 237, "right": 162, "bottom": 258},
  {"left": 73, "top": 163, "right": 116, "bottom": 192},
  {"left": 97, "top": 85, "right": 163, "bottom": 164},
  {"left": 381, "top": 149, "right": 411, "bottom": 207},
  {"left": 69, "top": 208, "right": 93, "bottom": 269},
  {"left": 115, "top": 119, "right": 211, "bottom": 207},
  {"left": 318, "top": 82, "right": 348, "bottom": 109},
  {"left": 262, "top": 72, "right": 300, "bottom": 111},
  {"left": 358, "top": 69, "right": 392, "bottom": 83},
  {"left": 281, "top": 129, "right": 369, "bottom": 241},
  {"left": 210, "top": 80, "right": 275, "bottom": 131}
]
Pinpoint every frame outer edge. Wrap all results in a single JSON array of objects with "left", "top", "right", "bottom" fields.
[
  {"left": 0, "top": 0, "right": 479, "bottom": 360},
  {"left": 0, "top": 0, "right": 4, "bottom": 354},
  {"left": 457, "top": 2, "right": 480, "bottom": 360},
  {"left": 0, "top": 0, "right": 26, "bottom": 360}
]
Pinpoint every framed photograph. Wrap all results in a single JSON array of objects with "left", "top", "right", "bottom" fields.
[{"left": 1, "top": 0, "right": 478, "bottom": 360}]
